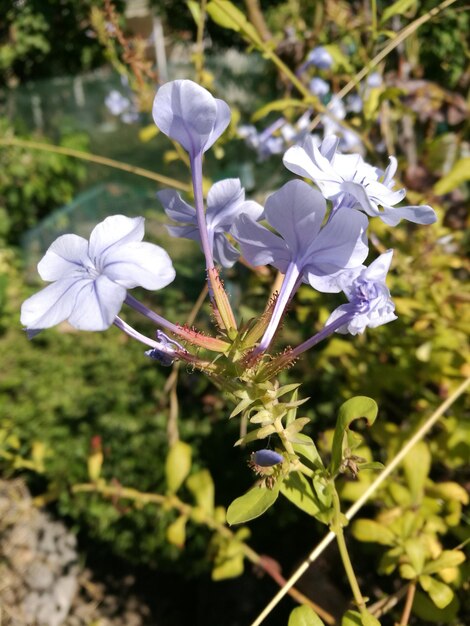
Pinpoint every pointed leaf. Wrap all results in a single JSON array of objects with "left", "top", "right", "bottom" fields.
[
  {"left": 253, "top": 99, "right": 310, "bottom": 123},
  {"left": 381, "top": 0, "right": 417, "bottom": 23},
  {"left": 433, "top": 157, "right": 470, "bottom": 194},
  {"left": 165, "top": 441, "right": 192, "bottom": 493},
  {"left": 206, "top": 0, "right": 262, "bottom": 44},
  {"left": 226, "top": 483, "right": 280, "bottom": 525},
  {"left": 288, "top": 604, "right": 325, "bottom": 626},
  {"left": 186, "top": 469, "right": 214, "bottom": 515},
  {"left": 330, "top": 397, "right": 378, "bottom": 475},
  {"left": 403, "top": 441, "right": 431, "bottom": 501},
  {"left": 166, "top": 515, "right": 187, "bottom": 548},
  {"left": 292, "top": 433, "right": 324, "bottom": 469},
  {"left": 280, "top": 472, "right": 321, "bottom": 517}
]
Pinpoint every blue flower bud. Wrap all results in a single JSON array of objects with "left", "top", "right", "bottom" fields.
[{"left": 253, "top": 449, "right": 284, "bottom": 467}]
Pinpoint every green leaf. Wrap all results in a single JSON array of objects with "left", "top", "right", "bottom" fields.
[
  {"left": 252, "top": 99, "right": 309, "bottom": 122},
  {"left": 330, "top": 397, "right": 378, "bottom": 475},
  {"left": 381, "top": 0, "right": 417, "bottom": 23},
  {"left": 433, "top": 158, "right": 470, "bottom": 194},
  {"left": 288, "top": 604, "right": 325, "bottom": 626},
  {"left": 280, "top": 472, "right": 321, "bottom": 517},
  {"left": 341, "top": 610, "right": 380, "bottom": 626},
  {"left": 422, "top": 550, "right": 466, "bottom": 576},
  {"left": 212, "top": 536, "right": 245, "bottom": 581},
  {"left": 206, "top": 0, "right": 262, "bottom": 44},
  {"left": 413, "top": 590, "right": 460, "bottom": 623},
  {"left": 419, "top": 575, "right": 454, "bottom": 608},
  {"left": 226, "top": 483, "right": 280, "bottom": 525},
  {"left": 186, "top": 0, "right": 201, "bottom": 24},
  {"left": 352, "top": 519, "right": 396, "bottom": 545},
  {"left": 292, "top": 433, "right": 324, "bottom": 469},
  {"left": 186, "top": 469, "right": 214, "bottom": 515},
  {"left": 165, "top": 441, "right": 192, "bottom": 493},
  {"left": 285, "top": 417, "right": 310, "bottom": 440},
  {"left": 403, "top": 441, "right": 431, "bottom": 501},
  {"left": 404, "top": 538, "right": 427, "bottom": 575},
  {"left": 166, "top": 515, "right": 187, "bottom": 548}
]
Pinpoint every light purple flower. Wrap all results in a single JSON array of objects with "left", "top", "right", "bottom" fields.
[
  {"left": 326, "top": 250, "right": 397, "bottom": 335},
  {"left": 152, "top": 79, "right": 231, "bottom": 157},
  {"left": 239, "top": 121, "right": 285, "bottom": 160},
  {"left": 21, "top": 215, "right": 175, "bottom": 333},
  {"left": 232, "top": 180, "right": 368, "bottom": 353},
  {"left": 105, "top": 90, "right": 131, "bottom": 116},
  {"left": 309, "top": 77, "right": 330, "bottom": 97},
  {"left": 158, "top": 179, "right": 263, "bottom": 268},
  {"left": 283, "top": 136, "right": 437, "bottom": 226},
  {"left": 306, "top": 46, "right": 333, "bottom": 70}
]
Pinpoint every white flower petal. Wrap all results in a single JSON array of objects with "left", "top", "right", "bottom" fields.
[
  {"left": 206, "top": 178, "right": 244, "bottom": 229},
  {"left": 67, "top": 275, "right": 126, "bottom": 330},
  {"left": 380, "top": 204, "right": 437, "bottom": 226},
  {"left": 89, "top": 215, "right": 144, "bottom": 264},
  {"left": 21, "top": 278, "right": 88, "bottom": 329},
  {"left": 38, "top": 234, "right": 90, "bottom": 281},
  {"left": 101, "top": 241, "right": 175, "bottom": 290}
]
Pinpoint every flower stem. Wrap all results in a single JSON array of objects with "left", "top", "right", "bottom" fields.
[
  {"left": 331, "top": 487, "right": 368, "bottom": 616},
  {"left": 190, "top": 152, "right": 238, "bottom": 333},
  {"left": 124, "top": 294, "right": 230, "bottom": 352}
]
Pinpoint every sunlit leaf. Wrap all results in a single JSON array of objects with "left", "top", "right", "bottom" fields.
[
  {"left": 381, "top": 0, "right": 417, "bottom": 23},
  {"left": 226, "top": 483, "right": 280, "bottom": 525},
  {"left": 422, "top": 550, "right": 466, "bottom": 576},
  {"left": 288, "top": 604, "right": 325, "bottom": 626},
  {"left": 403, "top": 441, "right": 431, "bottom": 501},
  {"left": 352, "top": 519, "right": 396, "bottom": 545},
  {"left": 166, "top": 515, "right": 187, "bottom": 548},
  {"left": 186, "top": 469, "right": 214, "bottom": 515},
  {"left": 419, "top": 575, "right": 454, "bottom": 608},
  {"left": 330, "top": 397, "right": 378, "bottom": 475},
  {"left": 165, "top": 441, "right": 192, "bottom": 493},
  {"left": 280, "top": 472, "right": 322, "bottom": 517},
  {"left": 434, "top": 158, "right": 470, "bottom": 195}
]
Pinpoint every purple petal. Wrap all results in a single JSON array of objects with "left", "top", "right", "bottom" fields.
[
  {"left": 232, "top": 214, "right": 291, "bottom": 272},
  {"left": 152, "top": 80, "right": 230, "bottom": 156},
  {"left": 265, "top": 180, "right": 326, "bottom": 259},
  {"left": 157, "top": 189, "right": 197, "bottom": 224},
  {"left": 380, "top": 204, "right": 437, "bottom": 226}
]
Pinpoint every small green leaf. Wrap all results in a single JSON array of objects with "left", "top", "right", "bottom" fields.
[
  {"left": 330, "top": 397, "right": 378, "bottom": 475},
  {"left": 381, "top": 0, "right": 417, "bottom": 23},
  {"left": 423, "top": 550, "right": 466, "bottom": 576},
  {"left": 413, "top": 590, "right": 459, "bottom": 623},
  {"left": 341, "top": 610, "right": 380, "bottom": 626},
  {"left": 280, "top": 472, "right": 321, "bottom": 517},
  {"left": 186, "top": 0, "right": 201, "bottom": 24},
  {"left": 186, "top": 469, "right": 214, "bottom": 515},
  {"left": 404, "top": 538, "right": 427, "bottom": 575},
  {"left": 419, "top": 575, "right": 454, "bottom": 608},
  {"left": 166, "top": 515, "right": 187, "bottom": 548},
  {"left": 212, "top": 536, "right": 245, "bottom": 580},
  {"left": 403, "top": 441, "right": 431, "bottom": 501},
  {"left": 285, "top": 417, "right": 310, "bottom": 440},
  {"left": 434, "top": 158, "right": 470, "bottom": 194},
  {"left": 352, "top": 519, "right": 396, "bottom": 545},
  {"left": 226, "top": 483, "right": 280, "bottom": 525},
  {"left": 206, "top": 0, "right": 262, "bottom": 44},
  {"left": 288, "top": 604, "right": 325, "bottom": 626},
  {"left": 165, "top": 441, "right": 192, "bottom": 493}
]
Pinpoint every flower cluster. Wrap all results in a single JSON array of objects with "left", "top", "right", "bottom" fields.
[{"left": 22, "top": 79, "right": 436, "bottom": 373}]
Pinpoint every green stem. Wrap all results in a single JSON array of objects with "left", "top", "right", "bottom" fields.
[
  {"left": 0, "top": 137, "right": 192, "bottom": 192},
  {"left": 331, "top": 487, "right": 368, "bottom": 616},
  {"left": 371, "top": 0, "right": 377, "bottom": 42}
]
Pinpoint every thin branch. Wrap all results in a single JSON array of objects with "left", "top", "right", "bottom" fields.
[{"left": 0, "top": 138, "right": 192, "bottom": 192}]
